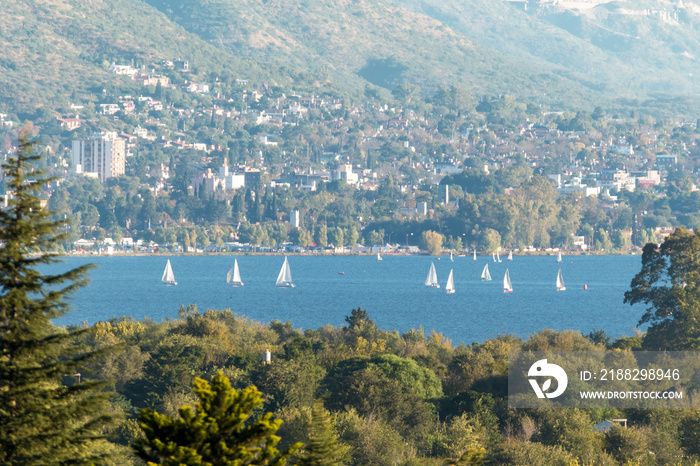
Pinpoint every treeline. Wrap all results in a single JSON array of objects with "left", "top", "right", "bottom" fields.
[
  {"left": 47, "top": 161, "right": 696, "bottom": 253},
  {"left": 68, "top": 306, "right": 699, "bottom": 465}
]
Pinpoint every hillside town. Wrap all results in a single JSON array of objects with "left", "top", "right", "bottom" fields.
[{"left": 1, "top": 58, "right": 698, "bottom": 254}]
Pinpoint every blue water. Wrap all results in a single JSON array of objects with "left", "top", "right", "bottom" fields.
[{"left": 52, "top": 254, "right": 645, "bottom": 345}]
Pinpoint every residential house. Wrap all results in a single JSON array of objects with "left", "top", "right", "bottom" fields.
[
  {"left": 57, "top": 115, "right": 81, "bottom": 131},
  {"left": 99, "top": 104, "right": 120, "bottom": 115},
  {"left": 332, "top": 164, "right": 359, "bottom": 186},
  {"left": 185, "top": 82, "right": 210, "bottom": 93},
  {"left": 599, "top": 169, "right": 636, "bottom": 193}
]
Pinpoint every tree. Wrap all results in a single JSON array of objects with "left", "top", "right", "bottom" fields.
[
  {"left": 480, "top": 228, "right": 501, "bottom": 254},
  {"left": 133, "top": 371, "right": 301, "bottom": 465},
  {"left": 0, "top": 132, "right": 112, "bottom": 464},
  {"left": 447, "top": 235, "right": 464, "bottom": 252},
  {"left": 367, "top": 229, "right": 384, "bottom": 246},
  {"left": 344, "top": 307, "right": 377, "bottom": 339},
  {"left": 345, "top": 227, "right": 359, "bottom": 247},
  {"left": 624, "top": 227, "right": 700, "bottom": 350},
  {"left": 296, "top": 400, "right": 350, "bottom": 466},
  {"left": 315, "top": 225, "right": 328, "bottom": 247},
  {"left": 330, "top": 227, "right": 344, "bottom": 248},
  {"left": 421, "top": 230, "right": 444, "bottom": 255}
]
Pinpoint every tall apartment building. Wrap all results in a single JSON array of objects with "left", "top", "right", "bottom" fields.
[{"left": 72, "top": 132, "right": 125, "bottom": 183}]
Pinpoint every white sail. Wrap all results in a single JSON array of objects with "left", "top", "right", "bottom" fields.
[
  {"left": 162, "top": 259, "right": 177, "bottom": 285},
  {"left": 481, "top": 264, "right": 492, "bottom": 281},
  {"left": 377, "top": 252, "right": 382, "bottom": 261},
  {"left": 557, "top": 251, "right": 562, "bottom": 262},
  {"left": 450, "top": 251, "right": 454, "bottom": 262},
  {"left": 473, "top": 249, "right": 477, "bottom": 261},
  {"left": 508, "top": 251, "right": 513, "bottom": 261},
  {"left": 556, "top": 268, "right": 566, "bottom": 291},
  {"left": 503, "top": 269, "right": 513, "bottom": 293},
  {"left": 492, "top": 252, "right": 496, "bottom": 262},
  {"left": 276, "top": 257, "right": 295, "bottom": 287},
  {"left": 497, "top": 251, "right": 502, "bottom": 262},
  {"left": 446, "top": 269, "right": 455, "bottom": 294},
  {"left": 227, "top": 259, "right": 244, "bottom": 287},
  {"left": 425, "top": 262, "right": 440, "bottom": 288}
]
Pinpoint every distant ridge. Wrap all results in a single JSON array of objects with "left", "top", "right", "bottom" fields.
[{"left": 0, "top": 0, "right": 698, "bottom": 113}]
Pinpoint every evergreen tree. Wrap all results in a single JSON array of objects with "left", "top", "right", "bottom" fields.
[
  {"left": 297, "top": 400, "right": 350, "bottom": 466},
  {"left": 0, "top": 133, "right": 112, "bottom": 464},
  {"left": 133, "top": 371, "right": 301, "bottom": 465}
]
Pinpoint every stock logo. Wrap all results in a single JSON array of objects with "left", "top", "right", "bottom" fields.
[{"left": 528, "top": 359, "right": 568, "bottom": 399}]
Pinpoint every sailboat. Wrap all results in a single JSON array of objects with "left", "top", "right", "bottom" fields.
[
  {"left": 556, "top": 268, "right": 566, "bottom": 291},
  {"left": 496, "top": 251, "right": 502, "bottom": 262},
  {"left": 481, "top": 264, "right": 492, "bottom": 281},
  {"left": 377, "top": 252, "right": 382, "bottom": 261},
  {"left": 492, "top": 252, "right": 497, "bottom": 262},
  {"left": 450, "top": 251, "right": 454, "bottom": 262},
  {"left": 227, "top": 259, "right": 244, "bottom": 287},
  {"left": 445, "top": 269, "right": 455, "bottom": 294},
  {"left": 276, "top": 256, "right": 295, "bottom": 288},
  {"left": 425, "top": 262, "right": 440, "bottom": 288},
  {"left": 503, "top": 269, "right": 513, "bottom": 293},
  {"left": 557, "top": 251, "right": 562, "bottom": 263},
  {"left": 161, "top": 259, "right": 177, "bottom": 286},
  {"left": 473, "top": 249, "right": 477, "bottom": 261},
  {"left": 508, "top": 251, "right": 513, "bottom": 261}
]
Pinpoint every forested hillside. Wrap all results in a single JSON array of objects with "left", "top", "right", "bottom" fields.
[
  {"left": 2, "top": 0, "right": 698, "bottom": 114},
  {"left": 0, "top": 0, "right": 266, "bottom": 112},
  {"left": 397, "top": 0, "right": 700, "bottom": 99},
  {"left": 141, "top": 0, "right": 605, "bottom": 107}
]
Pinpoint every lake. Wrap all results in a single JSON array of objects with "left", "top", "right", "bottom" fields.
[{"left": 52, "top": 254, "right": 646, "bottom": 345}]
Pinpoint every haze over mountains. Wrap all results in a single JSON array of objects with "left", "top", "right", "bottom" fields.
[{"left": 2, "top": 0, "right": 698, "bottom": 113}]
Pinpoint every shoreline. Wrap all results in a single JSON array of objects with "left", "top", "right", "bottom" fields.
[{"left": 61, "top": 249, "right": 643, "bottom": 258}]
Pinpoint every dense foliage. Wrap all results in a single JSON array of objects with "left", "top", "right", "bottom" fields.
[
  {"left": 625, "top": 227, "right": 700, "bottom": 350},
  {"left": 0, "top": 133, "right": 114, "bottom": 464},
  {"left": 134, "top": 372, "right": 301, "bottom": 465},
  {"left": 48, "top": 301, "right": 694, "bottom": 465}
]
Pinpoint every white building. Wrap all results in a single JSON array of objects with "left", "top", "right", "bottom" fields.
[
  {"left": 72, "top": 132, "right": 126, "bottom": 183},
  {"left": 192, "top": 161, "right": 246, "bottom": 195},
  {"left": 600, "top": 169, "right": 636, "bottom": 193},
  {"left": 219, "top": 161, "right": 245, "bottom": 190},
  {"left": 333, "top": 164, "right": 359, "bottom": 186},
  {"left": 290, "top": 210, "right": 300, "bottom": 227}
]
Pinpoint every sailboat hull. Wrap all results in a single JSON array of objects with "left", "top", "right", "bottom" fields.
[
  {"left": 446, "top": 289, "right": 455, "bottom": 294},
  {"left": 276, "top": 283, "right": 295, "bottom": 288}
]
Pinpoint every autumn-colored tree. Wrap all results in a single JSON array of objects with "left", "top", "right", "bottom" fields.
[{"left": 421, "top": 230, "right": 445, "bottom": 255}]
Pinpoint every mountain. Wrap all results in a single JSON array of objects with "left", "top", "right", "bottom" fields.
[
  {"left": 143, "top": 0, "right": 619, "bottom": 107},
  {"left": 396, "top": 0, "right": 699, "bottom": 98},
  {"left": 0, "top": 0, "right": 266, "bottom": 113},
  {"left": 1, "top": 0, "right": 698, "bottom": 114}
]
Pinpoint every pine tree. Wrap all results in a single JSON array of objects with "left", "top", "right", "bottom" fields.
[
  {"left": 133, "top": 371, "right": 301, "bottom": 465},
  {"left": 0, "top": 132, "right": 112, "bottom": 464},
  {"left": 297, "top": 400, "right": 350, "bottom": 466}
]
